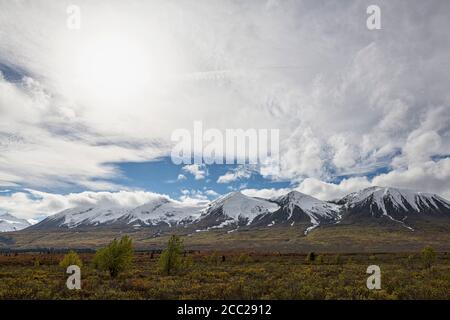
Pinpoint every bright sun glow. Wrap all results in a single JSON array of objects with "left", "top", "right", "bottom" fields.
[{"left": 70, "top": 31, "right": 174, "bottom": 106}]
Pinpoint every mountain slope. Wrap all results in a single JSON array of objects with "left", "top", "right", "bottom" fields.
[
  {"left": 196, "top": 192, "right": 280, "bottom": 230},
  {"left": 125, "top": 197, "right": 205, "bottom": 227},
  {"left": 29, "top": 206, "right": 132, "bottom": 229},
  {"left": 20, "top": 186, "right": 450, "bottom": 235},
  {"left": 30, "top": 197, "right": 206, "bottom": 230},
  {"left": 0, "top": 213, "right": 31, "bottom": 232},
  {"left": 338, "top": 186, "right": 450, "bottom": 229},
  {"left": 254, "top": 191, "right": 341, "bottom": 234}
]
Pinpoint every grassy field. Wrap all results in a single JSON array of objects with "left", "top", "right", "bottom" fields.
[
  {"left": 0, "top": 250, "right": 449, "bottom": 299},
  {"left": 3, "top": 222, "right": 450, "bottom": 253}
]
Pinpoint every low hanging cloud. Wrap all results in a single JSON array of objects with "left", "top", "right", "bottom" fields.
[{"left": 0, "top": 189, "right": 172, "bottom": 220}]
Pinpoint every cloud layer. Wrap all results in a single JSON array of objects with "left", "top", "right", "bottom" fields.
[{"left": 0, "top": 0, "right": 450, "bottom": 217}]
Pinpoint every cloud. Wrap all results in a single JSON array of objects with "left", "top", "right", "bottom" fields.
[
  {"left": 372, "top": 158, "right": 450, "bottom": 199},
  {"left": 241, "top": 177, "right": 372, "bottom": 201},
  {"left": 0, "top": 189, "right": 171, "bottom": 220},
  {"left": 241, "top": 187, "right": 290, "bottom": 199},
  {"left": 204, "top": 189, "right": 219, "bottom": 197},
  {"left": 244, "top": 158, "right": 450, "bottom": 201},
  {"left": 182, "top": 164, "right": 207, "bottom": 180},
  {"left": 0, "top": 74, "right": 167, "bottom": 190},
  {"left": 217, "top": 166, "right": 253, "bottom": 184},
  {"left": 177, "top": 174, "right": 187, "bottom": 181},
  {"left": 0, "top": 0, "right": 449, "bottom": 206},
  {"left": 178, "top": 189, "right": 210, "bottom": 205},
  {"left": 296, "top": 177, "right": 372, "bottom": 201}
]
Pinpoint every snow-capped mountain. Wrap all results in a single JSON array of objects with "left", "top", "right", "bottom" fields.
[
  {"left": 255, "top": 191, "right": 341, "bottom": 234},
  {"left": 30, "top": 206, "right": 132, "bottom": 229},
  {"left": 197, "top": 192, "right": 280, "bottom": 229},
  {"left": 337, "top": 186, "right": 450, "bottom": 229},
  {"left": 0, "top": 212, "right": 31, "bottom": 232},
  {"left": 30, "top": 197, "right": 206, "bottom": 230},
  {"left": 125, "top": 197, "right": 205, "bottom": 227},
  {"left": 19, "top": 186, "right": 450, "bottom": 233}
]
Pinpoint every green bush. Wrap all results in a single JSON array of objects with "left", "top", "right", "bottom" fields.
[
  {"left": 93, "top": 236, "right": 133, "bottom": 278},
  {"left": 316, "top": 255, "right": 324, "bottom": 264},
  {"left": 159, "top": 235, "right": 183, "bottom": 275},
  {"left": 59, "top": 251, "right": 83, "bottom": 269},
  {"left": 33, "top": 258, "right": 40, "bottom": 268},
  {"left": 421, "top": 246, "right": 436, "bottom": 269}
]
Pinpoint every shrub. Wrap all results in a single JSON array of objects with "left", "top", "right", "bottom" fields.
[
  {"left": 421, "top": 246, "right": 436, "bottom": 269},
  {"left": 159, "top": 235, "right": 183, "bottom": 275},
  {"left": 182, "top": 255, "right": 194, "bottom": 269},
  {"left": 316, "top": 255, "right": 324, "bottom": 264},
  {"left": 306, "top": 252, "right": 316, "bottom": 263},
  {"left": 334, "top": 254, "right": 342, "bottom": 265},
  {"left": 59, "top": 251, "right": 83, "bottom": 270},
  {"left": 93, "top": 236, "right": 133, "bottom": 278},
  {"left": 205, "top": 252, "right": 221, "bottom": 266}
]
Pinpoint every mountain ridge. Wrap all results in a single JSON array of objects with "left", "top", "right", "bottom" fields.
[{"left": 7, "top": 186, "right": 450, "bottom": 234}]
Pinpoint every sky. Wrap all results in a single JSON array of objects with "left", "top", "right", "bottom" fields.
[{"left": 0, "top": 0, "right": 450, "bottom": 221}]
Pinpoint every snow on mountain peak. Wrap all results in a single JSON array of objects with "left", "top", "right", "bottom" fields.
[
  {"left": 277, "top": 191, "right": 341, "bottom": 218},
  {"left": 341, "top": 186, "right": 450, "bottom": 214},
  {"left": 11, "top": 186, "right": 450, "bottom": 233},
  {"left": 274, "top": 190, "right": 341, "bottom": 233},
  {"left": 206, "top": 191, "right": 279, "bottom": 223},
  {"left": 0, "top": 212, "right": 31, "bottom": 232},
  {"left": 127, "top": 197, "right": 205, "bottom": 226},
  {"left": 47, "top": 205, "right": 132, "bottom": 228}
]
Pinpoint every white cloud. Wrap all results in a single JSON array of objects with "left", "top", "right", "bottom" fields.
[
  {"left": 242, "top": 177, "right": 372, "bottom": 201},
  {"left": 204, "top": 189, "right": 219, "bottom": 197},
  {"left": 373, "top": 158, "right": 450, "bottom": 199},
  {"left": 177, "top": 174, "right": 187, "bottom": 181},
  {"left": 182, "top": 164, "right": 207, "bottom": 180},
  {"left": 0, "top": 0, "right": 449, "bottom": 207},
  {"left": 241, "top": 187, "right": 290, "bottom": 199},
  {"left": 0, "top": 189, "right": 171, "bottom": 220},
  {"left": 0, "top": 74, "right": 167, "bottom": 190},
  {"left": 296, "top": 177, "right": 372, "bottom": 201},
  {"left": 178, "top": 189, "right": 210, "bottom": 205},
  {"left": 217, "top": 166, "right": 252, "bottom": 184}
]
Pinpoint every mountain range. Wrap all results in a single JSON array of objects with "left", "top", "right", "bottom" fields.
[{"left": 3, "top": 186, "right": 450, "bottom": 235}]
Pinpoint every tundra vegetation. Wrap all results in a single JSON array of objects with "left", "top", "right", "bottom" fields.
[
  {"left": 93, "top": 236, "right": 133, "bottom": 278},
  {"left": 59, "top": 251, "right": 83, "bottom": 270},
  {"left": 0, "top": 245, "right": 448, "bottom": 299},
  {"left": 158, "top": 235, "right": 184, "bottom": 275}
]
